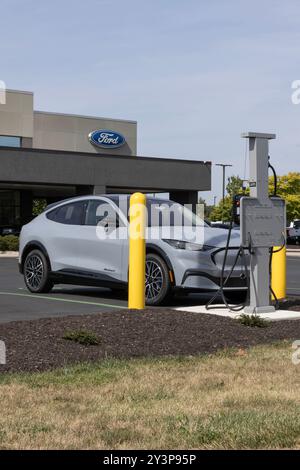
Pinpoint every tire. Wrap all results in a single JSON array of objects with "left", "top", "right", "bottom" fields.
[
  {"left": 24, "top": 249, "right": 54, "bottom": 293},
  {"left": 145, "top": 253, "right": 171, "bottom": 306},
  {"left": 224, "top": 290, "right": 248, "bottom": 305}
]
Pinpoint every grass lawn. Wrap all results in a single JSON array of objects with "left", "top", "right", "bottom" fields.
[{"left": 0, "top": 341, "right": 300, "bottom": 449}]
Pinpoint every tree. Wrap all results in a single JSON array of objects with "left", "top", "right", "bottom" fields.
[
  {"left": 210, "top": 175, "right": 245, "bottom": 222},
  {"left": 198, "top": 196, "right": 215, "bottom": 220},
  {"left": 32, "top": 199, "right": 47, "bottom": 217},
  {"left": 268, "top": 172, "right": 300, "bottom": 223},
  {"left": 210, "top": 172, "right": 300, "bottom": 224},
  {"left": 226, "top": 175, "right": 244, "bottom": 198},
  {"left": 210, "top": 196, "right": 232, "bottom": 222}
]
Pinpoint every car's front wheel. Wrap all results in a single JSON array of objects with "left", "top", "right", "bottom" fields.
[
  {"left": 145, "top": 253, "right": 171, "bottom": 306},
  {"left": 24, "top": 249, "right": 53, "bottom": 293}
]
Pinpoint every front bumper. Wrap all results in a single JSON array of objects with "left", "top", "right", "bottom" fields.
[
  {"left": 180, "top": 269, "right": 247, "bottom": 292},
  {"left": 167, "top": 244, "right": 249, "bottom": 292}
]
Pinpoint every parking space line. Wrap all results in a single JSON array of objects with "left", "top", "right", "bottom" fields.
[{"left": 0, "top": 291, "right": 126, "bottom": 309}]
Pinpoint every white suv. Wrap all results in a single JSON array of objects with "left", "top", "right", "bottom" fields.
[{"left": 19, "top": 195, "right": 247, "bottom": 305}]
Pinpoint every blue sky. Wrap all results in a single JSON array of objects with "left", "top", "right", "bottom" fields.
[{"left": 1, "top": 0, "right": 300, "bottom": 203}]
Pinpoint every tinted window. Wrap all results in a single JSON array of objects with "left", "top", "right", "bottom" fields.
[
  {"left": 47, "top": 201, "right": 87, "bottom": 225},
  {"left": 109, "top": 196, "right": 207, "bottom": 228},
  {"left": 146, "top": 200, "right": 206, "bottom": 227},
  {"left": 85, "top": 200, "right": 119, "bottom": 227},
  {"left": 0, "top": 136, "right": 21, "bottom": 147}
]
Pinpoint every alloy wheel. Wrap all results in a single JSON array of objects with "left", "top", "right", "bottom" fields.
[{"left": 145, "top": 259, "right": 163, "bottom": 302}]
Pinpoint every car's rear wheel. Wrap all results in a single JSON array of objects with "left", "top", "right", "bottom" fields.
[
  {"left": 24, "top": 249, "right": 53, "bottom": 293},
  {"left": 145, "top": 253, "right": 171, "bottom": 306}
]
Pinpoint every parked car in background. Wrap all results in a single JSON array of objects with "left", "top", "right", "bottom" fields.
[
  {"left": 210, "top": 221, "right": 240, "bottom": 230},
  {"left": 210, "top": 221, "right": 231, "bottom": 230},
  {"left": 1, "top": 227, "right": 20, "bottom": 236},
  {"left": 287, "top": 220, "right": 300, "bottom": 244},
  {"left": 19, "top": 195, "right": 247, "bottom": 306}
]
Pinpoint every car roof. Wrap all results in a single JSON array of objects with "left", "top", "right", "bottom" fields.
[{"left": 44, "top": 194, "right": 173, "bottom": 212}]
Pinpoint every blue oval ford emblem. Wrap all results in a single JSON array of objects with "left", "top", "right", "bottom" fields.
[{"left": 88, "top": 129, "right": 126, "bottom": 149}]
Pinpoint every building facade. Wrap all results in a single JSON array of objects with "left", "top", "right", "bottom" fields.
[{"left": 0, "top": 89, "right": 211, "bottom": 231}]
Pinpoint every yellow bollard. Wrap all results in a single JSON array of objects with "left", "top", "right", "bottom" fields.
[
  {"left": 271, "top": 246, "right": 286, "bottom": 300},
  {"left": 128, "top": 193, "right": 146, "bottom": 309}
]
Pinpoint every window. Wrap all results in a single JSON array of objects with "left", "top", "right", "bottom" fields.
[
  {"left": 46, "top": 201, "right": 88, "bottom": 225},
  {"left": 109, "top": 196, "right": 207, "bottom": 228},
  {"left": 0, "top": 190, "right": 21, "bottom": 228},
  {"left": 146, "top": 200, "right": 206, "bottom": 227},
  {"left": 85, "top": 199, "right": 119, "bottom": 227},
  {"left": 0, "top": 136, "right": 21, "bottom": 147}
]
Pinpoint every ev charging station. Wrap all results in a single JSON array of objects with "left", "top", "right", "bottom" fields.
[
  {"left": 240, "top": 132, "right": 286, "bottom": 314},
  {"left": 128, "top": 131, "right": 287, "bottom": 314}
]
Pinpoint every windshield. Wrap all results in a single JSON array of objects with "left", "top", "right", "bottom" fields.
[
  {"left": 109, "top": 196, "right": 207, "bottom": 228},
  {"left": 294, "top": 220, "right": 300, "bottom": 229},
  {"left": 146, "top": 200, "right": 207, "bottom": 227}
]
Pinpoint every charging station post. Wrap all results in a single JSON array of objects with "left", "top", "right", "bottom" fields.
[
  {"left": 207, "top": 132, "right": 285, "bottom": 314},
  {"left": 241, "top": 132, "right": 285, "bottom": 314}
]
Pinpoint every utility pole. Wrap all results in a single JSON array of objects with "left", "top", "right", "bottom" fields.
[
  {"left": 216, "top": 163, "right": 233, "bottom": 222},
  {"left": 213, "top": 195, "right": 217, "bottom": 206}
]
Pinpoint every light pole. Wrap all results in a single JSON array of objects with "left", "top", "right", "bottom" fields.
[
  {"left": 213, "top": 195, "right": 217, "bottom": 206},
  {"left": 216, "top": 163, "right": 233, "bottom": 222}
]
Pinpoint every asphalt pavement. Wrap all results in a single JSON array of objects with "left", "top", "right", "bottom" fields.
[
  {"left": 0, "top": 255, "right": 299, "bottom": 323},
  {"left": 286, "top": 253, "right": 300, "bottom": 298}
]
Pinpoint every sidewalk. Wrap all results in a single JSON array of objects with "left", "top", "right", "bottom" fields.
[{"left": 176, "top": 305, "right": 300, "bottom": 321}]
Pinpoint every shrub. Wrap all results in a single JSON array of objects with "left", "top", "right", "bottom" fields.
[
  {"left": 62, "top": 330, "right": 101, "bottom": 346},
  {"left": 237, "top": 314, "right": 269, "bottom": 328},
  {"left": 0, "top": 235, "right": 19, "bottom": 252},
  {"left": 0, "top": 237, "right": 8, "bottom": 251}
]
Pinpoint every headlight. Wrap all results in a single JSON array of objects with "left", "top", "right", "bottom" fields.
[{"left": 162, "top": 239, "right": 215, "bottom": 251}]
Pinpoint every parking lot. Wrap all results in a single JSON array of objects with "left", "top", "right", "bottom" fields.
[{"left": 0, "top": 254, "right": 299, "bottom": 323}]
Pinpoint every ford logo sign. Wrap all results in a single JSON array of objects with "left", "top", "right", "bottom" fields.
[{"left": 88, "top": 129, "right": 126, "bottom": 149}]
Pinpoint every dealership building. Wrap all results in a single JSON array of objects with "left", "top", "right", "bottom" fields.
[{"left": 0, "top": 89, "right": 211, "bottom": 231}]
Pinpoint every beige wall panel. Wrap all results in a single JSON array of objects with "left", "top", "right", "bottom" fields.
[
  {"left": 33, "top": 112, "right": 137, "bottom": 155},
  {"left": 0, "top": 90, "right": 33, "bottom": 138}
]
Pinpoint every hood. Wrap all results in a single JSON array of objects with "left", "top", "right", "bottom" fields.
[
  {"left": 146, "top": 225, "right": 241, "bottom": 248},
  {"left": 202, "top": 226, "right": 240, "bottom": 248}
]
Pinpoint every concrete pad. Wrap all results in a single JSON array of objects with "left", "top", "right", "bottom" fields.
[{"left": 175, "top": 304, "right": 300, "bottom": 321}]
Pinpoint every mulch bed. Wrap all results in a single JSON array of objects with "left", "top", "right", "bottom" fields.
[{"left": 1, "top": 307, "right": 300, "bottom": 373}]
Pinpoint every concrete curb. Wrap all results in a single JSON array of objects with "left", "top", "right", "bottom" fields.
[
  {"left": 287, "top": 250, "right": 300, "bottom": 257},
  {"left": 0, "top": 251, "right": 19, "bottom": 258},
  {"left": 175, "top": 305, "right": 300, "bottom": 321}
]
